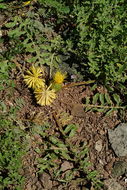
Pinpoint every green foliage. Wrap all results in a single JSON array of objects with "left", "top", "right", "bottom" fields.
[
  {"left": 0, "top": 73, "right": 27, "bottom": 189},
  {"left": 64, "top": 124, "right": 77, "bottom": 137},
  {"left": 0, "top": 115, "right": 26, "bottom": 190},
  {"left": 83, "top": 85, "right": 125, "bottom": 114},
  {"left": 0, "top": 0, "right": 7, "bottom": 9},
  {"left": 0, "top": 59, "right": 15, "bottom": 90},
  {"left": 2, "top": 0, "right": 127, "bottom": 93},
  {"left": 73, "top": 0, "right": 127, "bottom": 85},
  {"left": 32, "top": 123, "right": 102, "bottom": 189},
  {"left": 36, "top": 0, "right": 127, "bottom": 98},
  {"left": 38, "top": 0, "right": 70, "bottom": 14},
  {"left": 2, "top": 1, "right": 85, "bottom": 80},
  {"left": 5, "top": 12, "right": 64, "bottom": 69}
]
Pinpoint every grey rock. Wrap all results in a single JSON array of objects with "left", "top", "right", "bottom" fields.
[
  {"left": 104, "top": 178, "right": 124, "bottom": 190},
  {"left": 108, "top": 123, "right": 127, "bottom": 157},
  {"left": 111, "top": 161, "right": 127, "bottom": 178}
]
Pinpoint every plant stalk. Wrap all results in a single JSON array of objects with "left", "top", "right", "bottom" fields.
[{"left": 63, "top": 80, "right": 95, "bottom": 88}]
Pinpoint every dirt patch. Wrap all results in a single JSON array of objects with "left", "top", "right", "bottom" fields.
[{"left": 9, "top": 80, "right": 126, "bottom": 189}]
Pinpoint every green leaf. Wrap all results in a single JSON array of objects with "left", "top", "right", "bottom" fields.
[
  {"left": 105, "top": 108, "right": 115, "bottom": 115},
  {"left": 99, "top": 93, "right": 105, "bottom": 105},
  {"left": 85, "top": 97, "right": 90, "bottom": 105},
  {"left": 5, "top": 22, "right": 17, "bottom": 28},
  {"left": 118, "top": 63, "right": 127, "bottom": 75},
  {"left": 57, "top": 143, "right": 67, "bottom": 149},
  {"left": 78, "top": 148, "right": 88, "bottom": 159},
  {"left": 113, "top": 94, "right": 121, "bottom": 105},
  {"left": 54, "top": 149, "right": 59, "bottom": 154},
  {"left": 105, "top": 93, "right": 113, "bottom": 105},
  {"left": 91, "top": 84, "right": 97, "bottom": 91},
  {"left": 84, "top": 98, "right": 91, "bottom": 112},
  {"left": 61, "top": 151, "right": 71, "bottom": 160},
  {"left": 25, "top": 43, "right": 35, "bottom": 53},
  {"left": 85, "top": 107, "right": 92, "bottom": 112},
  {"left": 87, "top": 170, "right": 98, "bottom": 180},
  {"left": 64, "top": 124, "right": 75, "bottom": 134},
  {"left": 69, "top": 128, "right": 77, "bottom": 137},
  {"left": 64, "top": 124, "right": 77, "bottom": 137},
  {"left": 0, "top": 101, "right": 7, "bottom": 112},
  {"left": 51, "top": 83, "right": 62, "bottom": 92},
  {"left": 49, "top": 136, "right": 59, "bottom": 145},
  {"left": 94, "top": 108, "right": 105, "bottom": 112},
  {"left": 92, "top": 93, "right": 99, "bottom": 104},
  {"left": 27, "top": 57, "right": 38, "bottom": 63},
  {"left": 8, "top": 29, "right": 25, "bottom": 37},
  {"left": 35, "top": 147, "right": 41, "bottom": 154},
  {"left": 0, "top": 3, "right": 7, "bottom": 9}
]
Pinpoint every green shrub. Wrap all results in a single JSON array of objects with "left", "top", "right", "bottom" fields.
[
  {"left": 0, "top": 115, "right": 26, "bottom": 189},
  {"left": 73, "top": 0, "right": 127, "bottom": 85},
  {"left": 3, "top": 0, "right": 127, "bottom": 98},
  {"left": 5, "top": 12, "right": 64, "bottom": 69},
  {"left": 0, "top": 0, "right": 7, "bottom": 9},
  {"left": 0, "top": 59, "right": 15, "bottom": 90},
  {"left": 37, "top": 0, "right": 127, "bottom": 91},
  {"left": 38, "top": 0, "right": 70, "bottom": 14}
]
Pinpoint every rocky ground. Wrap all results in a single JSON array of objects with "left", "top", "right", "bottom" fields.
[
  {"left": 11, "top": 80, "right": 127, "bottom": 190},
  {"left": 1, "top": 4, "right": 127, "bottom": 190}
]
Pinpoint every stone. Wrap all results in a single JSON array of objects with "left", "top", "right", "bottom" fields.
[
  {"left": 108, "top": 123, "right": 127, "bottom": 157},
  {"left": 71, "top": 104, "right": 85, "bottom": 117},
  {"left": 104, "top": 178, "right": 124, "bottom": 190},
  {"left": 95, "top": 140, "right": 103, "bottom": 152},
  {"left": 25, "top": 183, "right": 32, "bottom": 190},
  {"left": 39, "top": 172, "right": 52, "bottom": 189},
  {"left": 111, "top": 161, "right": 127, "bottom": 178},
  {"left": 61, "top": 161, "right": 73, "bottom": 172}
]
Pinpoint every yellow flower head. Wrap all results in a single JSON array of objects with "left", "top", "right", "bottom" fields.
[
  {"left": 53, "top": 71, "right": 66, "bottom": 84},
  {"left": 24, "top": 66, "right": 45, "bottom": 89},
  {"left": 34, "top": 85, "right": 56, "bottom": 106}
]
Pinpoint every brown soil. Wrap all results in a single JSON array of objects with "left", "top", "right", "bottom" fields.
[{"left": 9, "top": 78, "right": 127, "bottom": 190}]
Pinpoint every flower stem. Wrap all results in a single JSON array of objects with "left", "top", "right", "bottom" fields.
[{"left": 63, "top": 80, "right": 95, "bottom": 88}]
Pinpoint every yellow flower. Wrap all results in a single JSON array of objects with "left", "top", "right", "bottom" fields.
[
  {"left": 24, "top": 66, "right": 45, "bottom": 89},
  {"left": 53, "top": 71, "right": 66, "bottom": 84},
  {"left": 34, "top": 85, "right": 56, "bottom": 106}
]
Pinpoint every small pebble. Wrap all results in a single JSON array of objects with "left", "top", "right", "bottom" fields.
[{"left": 95, "top": 139, "right": 103, "bottom": 152}]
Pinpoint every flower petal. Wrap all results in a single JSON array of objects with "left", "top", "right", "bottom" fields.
[{"left": 34, "top": 86, "right": 56, "bottom": 106}]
